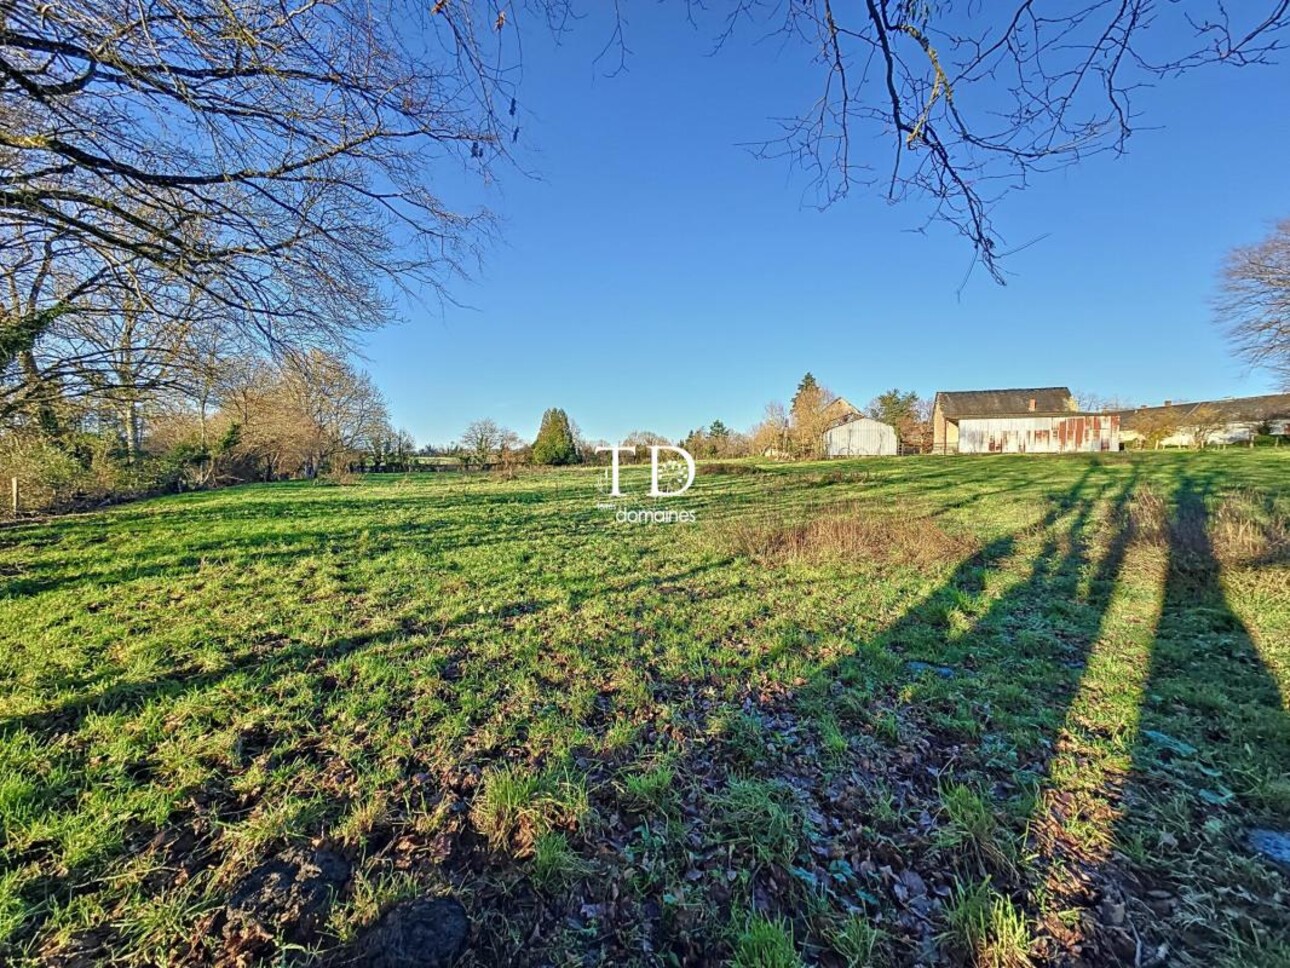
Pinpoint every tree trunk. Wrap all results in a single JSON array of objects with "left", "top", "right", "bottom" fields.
[
  {"left": 19, "top": 351, "right": 61, "bottom": 439},
  {"left": 119, "top": 400, "right": 140, "bottom": 464}
]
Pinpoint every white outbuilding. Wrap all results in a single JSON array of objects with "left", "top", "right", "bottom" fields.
[{"left": 823, "top": 416, "right": 898, "bottom": 457}]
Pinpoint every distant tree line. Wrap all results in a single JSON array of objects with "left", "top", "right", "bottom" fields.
[
  {"left": 449, "top": 377, "right": 939, "bottom": 476},
  {"left": 0, "top": 341, "right": 404, "bottom": 512}
]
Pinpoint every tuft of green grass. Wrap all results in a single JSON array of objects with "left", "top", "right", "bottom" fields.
[
  {"left": 327, "top": 869, "right": 421, "bottom": 944},
  {"left": 618, "top": 757, "right": 679, "bottom": 816},
  {"left": 872, "top": 710, "right": 902, "bottom": 745},
  {"left": 120, "top": 883, "right": 220, "bottom": 966},
  {"left": 937, "top": 781, "right": 1014, "bottom": 874},
  {"left": 943, "top": 878, "right": 1031, "bottom": 968},
  {"left": 709, "top": 710, "right": 768, "bottom": 767},
  {"left": 831, "top": 912, "right": 886, "bottom": 965},
  {"left": 732, "top": 914, "right": 802, "bottom": 968},
  {"left": 712, "top": 777, "right": 806, "bottom": 867},
  {"left": 531, "top": 831, "right": 591, "bottom": 890},
  {"left": 815, "top": 712, "right": 850, "bottom": 767},
  {"left": 470, "top": 761, "right": 589, "bottom": 854}
]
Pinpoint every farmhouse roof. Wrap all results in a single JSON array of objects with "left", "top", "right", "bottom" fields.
[
  {"left": 820, "top": 396, "right": 863, "bottom": 428},
  {"left": 935, "top": 387, "right": 1074, "bottom": 417},
  {"left": 822, "top": 396, "right": 861, "bottom": 416},
  {"left": 1115, "top": 393, "right": 1290, "bottom": 430}
]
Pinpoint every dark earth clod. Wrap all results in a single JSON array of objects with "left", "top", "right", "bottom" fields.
[
  {"left": 347, "top": 897, "right": 469, "bottom": 968},
  {"left": 224, "top": 846, "right": 351, "bottom": 948}
]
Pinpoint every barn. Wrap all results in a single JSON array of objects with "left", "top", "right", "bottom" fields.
[
  {"left": 824, "top": 416, "right": 898, "bottom": 456},
  {"left": 1115, "top": 393, "right": 1290, "bottom": 448},
  {"left": 932, "top": 387, "right": 1119, "bottom": 454}
]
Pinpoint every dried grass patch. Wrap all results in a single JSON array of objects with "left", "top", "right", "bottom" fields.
[
  {"left": 1209, "top": 490, "right": 1290, "bottom": 566},
  {"left": 698, "top": 462, "right": 764, "bottom": 476},
  {"left": 716, "top": 505, "right": 975, "bottom": 569},
  {"left": 1125, "top": 486, "right": 1289, "bottom": 567}
]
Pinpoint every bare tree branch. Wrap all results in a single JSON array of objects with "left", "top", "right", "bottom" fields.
[
  {"left": 723, "top": 1, "right": 1289, "bottom": 281},
  {"left": 1217, "top": 217, "right": 1290, "bottom": 389}
]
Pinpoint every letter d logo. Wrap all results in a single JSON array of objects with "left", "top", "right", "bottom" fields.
[{"left": 648, "top": 446, "right": 696, "bottom": 497}]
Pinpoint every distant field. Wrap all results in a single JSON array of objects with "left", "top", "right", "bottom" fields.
[{"left": 0, "top": 452, "right": 1286, "bottom": 966}]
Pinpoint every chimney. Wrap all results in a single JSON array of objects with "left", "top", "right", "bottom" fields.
[{"left": 1028, "top": 397, "right": 1037, "bottom": 412}]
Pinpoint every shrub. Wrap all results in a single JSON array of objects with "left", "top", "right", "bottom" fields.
[
  {"left": 1127, "top": 486, "right": 1288, "bottom": 567},
  {"left": 1210, "top": 489, "right": 1289, "bottom": 565},
  {"left": 0, "top": 431, "right": 179, "bottom": 514},
  {"left": 699, "top": 462, "right": 762, "bottom": 476},
  {"left": 0, "top": 432, "right": 87, "bottom": 512}
]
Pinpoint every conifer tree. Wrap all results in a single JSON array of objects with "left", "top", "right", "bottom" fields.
[
  {"left": 792, "top": 373, "right": 819, "bottom": 411},
  {"left": 531, "top": 408, "right": 578, "bottom": 465}
]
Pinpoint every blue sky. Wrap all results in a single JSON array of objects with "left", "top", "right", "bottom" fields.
[{"left": 364, "top": 5, "right": 1290, "bottom": 446}]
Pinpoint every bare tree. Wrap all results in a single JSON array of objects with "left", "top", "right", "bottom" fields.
[
  {"left": 1184, "top": 404, "right": 1231, "bottom": 449},
  {"left": 278, "top": 351, "right": 389, "bottom": 477},
  {"left": 209, "top": 350, "right": 387, "bottom": 479},
  {"left": 1, "top": 0, "right": 519, "bottom": 365},
  {"left": 623, "top": 430, "right": 674, "bottom": 447},
  {"left": 750, "top": 402, "right": 790, "bottom": 457},
  {"left": 1074, "top": 391, "right": 1137, "bottom": 413},
  {"left": 1074, "top": 390, "right": 1106, "bottom": 413},
  {"left": 621, "top": 430, "right": 674, "bottom": 460},
  {"left": 216, "top": 356, "right": 281, "bottom": 478},
  {"left": 1217, "top": 217, "right": 1290, "bottom": 389},
  {"left": 172, "top": 316, "right": 256, "bottom": 481},
  {"left": 496, "top": 428, "right": 527, "bottom": 477},
  {"left": 392, "top": 429, "right": 418, "bottom": 471},
  {"left": 460, "top": 418, "right": 506, "bottom": 467},
  {"left": 1131, "top": 408, "right": 1183, "bottom": 450}
]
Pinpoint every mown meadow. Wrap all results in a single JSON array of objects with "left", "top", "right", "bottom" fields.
[{"left": 0, "top": 452, "right": 1286, "bottom": 966}]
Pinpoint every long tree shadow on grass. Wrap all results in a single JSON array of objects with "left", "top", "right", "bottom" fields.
[
  {"left": 449, "top": 463, "right": 1151, "bottom": 966},
  {"left": 1094, "top": 473, "right": 1290, "bottom": 964}
]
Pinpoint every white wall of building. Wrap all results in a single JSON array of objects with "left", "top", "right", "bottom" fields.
[
  {"left": 824, "top": 417, "right": 898, "bottom": 456},
  {"left": 1122, "top": 418, "right": 1290, "bottom": 448},
  {"left": 956, "top": 415, "right": 1119, "bottom": 454}
]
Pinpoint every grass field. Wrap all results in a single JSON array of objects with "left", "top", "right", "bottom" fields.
[{"left": 0, "top": 452, "right": 1287, "bottom": 966}]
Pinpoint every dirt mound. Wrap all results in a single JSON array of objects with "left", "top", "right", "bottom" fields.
[
  {"left": 346, "top": 897, "right": 469, "bottom": 968},
  {"left": 222, "top": 846, "right": 351, "bottom": 956}
]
